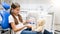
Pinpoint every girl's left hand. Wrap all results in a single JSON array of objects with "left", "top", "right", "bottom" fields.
[{"left": 25, "top": 24, "right": 32, "bottom": 28}]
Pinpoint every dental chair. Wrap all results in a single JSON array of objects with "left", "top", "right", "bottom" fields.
[{"left": 0, "top": 2, "right": 11, "bottom": 34}]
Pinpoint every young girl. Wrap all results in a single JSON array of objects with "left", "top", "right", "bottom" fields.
[
  {"left": 9, "top": 2, "right": 46, "bottom": 34},
  {"left": 9, "top": 3, "right": 32, "bottom": 34}
]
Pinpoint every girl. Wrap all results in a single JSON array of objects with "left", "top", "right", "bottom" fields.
[{"left": 9, "top": 3, "right": 31, "bottom": 34}]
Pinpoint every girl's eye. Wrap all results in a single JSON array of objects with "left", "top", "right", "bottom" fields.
[{"left": 17, "top": 9, "right": 20, "bottom": 11}]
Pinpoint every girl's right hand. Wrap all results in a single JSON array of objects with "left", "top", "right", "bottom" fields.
[
  {"left": 25, "top": 24, "right": 32, "bottom": 28},
  {"left": 26, "top": 18, "right": 34, "bottom": 23}
]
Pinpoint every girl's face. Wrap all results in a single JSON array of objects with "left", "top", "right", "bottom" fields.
[{"left": 12, "top": 7, "right": 20, "bottom": 15}]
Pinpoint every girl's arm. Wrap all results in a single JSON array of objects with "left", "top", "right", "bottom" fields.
[
  {"left": 23, "top": 20, "right": 32, "bottom": 28},
  {"left": 10, "top": 22, "right": 26, "bottom": 32},
  {"left": 23, "top": 20, "right": 27, "bottom": 24}
]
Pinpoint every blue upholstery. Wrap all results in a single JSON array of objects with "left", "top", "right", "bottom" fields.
[
  {"left": 2, "top": 2, "right": 10, "bottom": 10},
  {"left": 0, "top": 10, "right": 10, "bottom": 29},
  {"left": 0, "top": 2, "right": 10, "bottom": 29}
]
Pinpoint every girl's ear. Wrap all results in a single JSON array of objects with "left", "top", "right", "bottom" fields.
[
  {"left": 11, "top": 8, "right": 14, "bottom": 10},
  {"left": 11, "top": 8, "right": 14, "bottom": 12}
]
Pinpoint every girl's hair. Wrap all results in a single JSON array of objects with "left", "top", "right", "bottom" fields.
[{"left": 10, "top": 3, "right": 23, "bottom": 25}]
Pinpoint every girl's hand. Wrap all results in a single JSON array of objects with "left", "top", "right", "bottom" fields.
[
  {"left": 23, "top": 20, "right": 30, "bottom": 25},
  {"left": 26, "top": 18, "right": 34, "bottom": 23},
  {"left": 25, "top": 24, "right": 32, "bottom": 28},
  {"left": 26, "top": 19, "right": 31, "bottom": 23}
]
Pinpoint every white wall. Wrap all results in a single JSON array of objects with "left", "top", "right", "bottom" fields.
[
  {"left": 52, "top": 0, "right": 60, "bottom": 30},
  {"left": 12, "top": 0, "right": 53, "bottom": 12}
]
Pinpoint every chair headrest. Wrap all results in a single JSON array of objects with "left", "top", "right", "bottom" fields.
[{"left": 2, "top": 2, "right": 10, "bottom": 10}]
